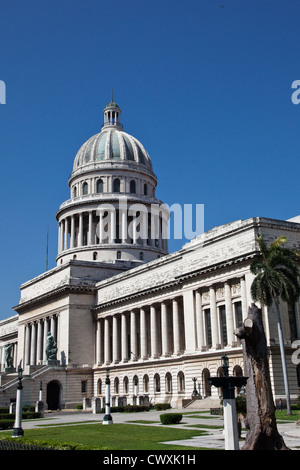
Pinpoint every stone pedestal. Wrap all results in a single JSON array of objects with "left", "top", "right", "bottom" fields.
[
  {"left": 92, "top": 397, "right": 102, "bottom": 414},
  {"left": 35, "top": 400, "right": 44, "bottom": 417}
]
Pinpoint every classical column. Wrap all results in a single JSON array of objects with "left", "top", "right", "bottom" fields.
[
  {"left": 104, "top": 317, "right": 111, "bottom": 364},
  {"left": 240, "top": 277, "right": 248, "bottom": 320},
  {"left": 130, "top": 310, "right": 137, "bottom": 359},
  {"left": 88, "top": 211, "right": 93, "bottom": 245},
  {"left": 172, "top": 298, "right": 181, "bottom": 355},
  {"left": 209, "top": 286, "right": 219, "bottom": 349},
  {"left": 64, "top": 217, "right": 69, "bottom": 251},
  {"left": 161, "top": 302, "right": 169, "bottom": 356},
  {"left": 150, "top": 305, "right": 158, "bottom": 358},
  {"left": 60, "top": 220, "right": 64, "bottom": 252},
  {"left": 225, "top": 282, "right": 234, "bottom": 347},
  {"left": 70, "top": 215, "right": 75, "bottom": 248},
  {"left": 121, "top": 209, "right": 127, "bottom": 244},
  {"left": 36, "top": 320, "right": 43, "bottom": 365},
  {"left": 140, "top": 308, "right": 148, "bottom": 359},
  {"left": 98, "top": 209, "right": 104, "bottom": 244},
  {"left": 24, "top": 324, "right": 31, "bottom": 366},
  {"left": 121, "top": 313, "right": 128, "bottom": 362},
  {"left": 112, "top": 315, "right": 119, "bottom": 363},
  {"left": 58, "top": 222, "right": 62, "bottom": 253},
  {"left": 78, "top": 213, "right": 83, "bottom": 247},
  {"left": 96, "top": 319, "right": 102, "bottom": 364},
  {"left": 109, "top": 208, "right": 116, "bottom": 244},
  {"left": 183, "top": 289, "right": 197, "bottom": 352},
  {"left": 195, "top": 291, "right": 205, "bottom": 351},
  {"left": 43, "top": 318, "right": 49, "bottom": 363},
  {"left": 50, "top": 315, "right": 56, "bottom": 341},
  {"left": 30, "top": 322, "right": 37, "bottom": 366}
]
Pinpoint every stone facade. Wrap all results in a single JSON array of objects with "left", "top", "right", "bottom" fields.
[{"left": 0, "top": 101, "right": 299, "bottom": 410}]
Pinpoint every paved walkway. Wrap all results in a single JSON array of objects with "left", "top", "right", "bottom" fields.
[{"left": 16, "top": 408, "right": 300, "bottom": 450}]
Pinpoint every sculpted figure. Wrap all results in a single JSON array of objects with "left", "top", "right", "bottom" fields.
[
  {"left": 45, "top": 332, "right": 57, "bottom": 360},
  {"left": 5, "top": 343, "right": 13, "bottom": 368}
]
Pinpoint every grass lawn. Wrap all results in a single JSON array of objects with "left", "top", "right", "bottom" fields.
[{"left": 1, "top": 422, "right": 212, "bottom": 450}]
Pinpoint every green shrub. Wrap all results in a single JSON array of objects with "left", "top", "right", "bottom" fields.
[
  {"left": 160, "top": 413, "right": 182, "bottom": 425},
  {"left": 0, "top": 420, "right": 14, "bottom": 430},
  {"left": 154, "top": 403, "right": 171, "bottom": 411},
  {"left": 124, "top": 405, "right": 150, "bottom": 412},
  {"left": 75, "top": 404, "right": 83, "bottom": 410}
]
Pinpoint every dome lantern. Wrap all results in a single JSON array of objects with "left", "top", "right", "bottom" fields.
[{"left": 102, "top": 92, "right": 123, "bottom": 130}]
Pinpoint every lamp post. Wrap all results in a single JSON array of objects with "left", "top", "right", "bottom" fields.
[
  {"left": 12, "top": 364, "right": 24, "bottom": 437},
  {"left": 209, "top": 354, "right": 248, "bottom": 450},
  {"left": 103, "top": 367, "right": 113, "bottom": 425}
]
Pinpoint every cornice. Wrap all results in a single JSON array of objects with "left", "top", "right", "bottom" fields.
[{"left": 13, "top": 284, "right": 96, "bottom": 314}]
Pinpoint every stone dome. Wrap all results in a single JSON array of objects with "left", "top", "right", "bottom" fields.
[
  {"left": 73, "top": 128, "right": 153, "bottom": 171},
  {"left": 72, "top": 100, "right": 153, "bottom": 174}
]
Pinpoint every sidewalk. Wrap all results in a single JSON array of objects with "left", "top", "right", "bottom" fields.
[{"left": 17, "top": 408, "right": 300, "bottom": 450}]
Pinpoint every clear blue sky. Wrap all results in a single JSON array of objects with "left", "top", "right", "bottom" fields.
[{"left": 1, "top": 0, "right": 300, "bottom": 319}]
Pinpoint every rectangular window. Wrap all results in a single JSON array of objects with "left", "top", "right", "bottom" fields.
[
  {"left": 219, "top": 305, "right": 227, "bottom": 346},
  {"left": 81, "top": 380, "right": 87, "bottom": 393},
  {"left": 234, "top": 301, "right": 243, "bottom": 329},
  {"left": 204, "top": 309, "right": 212, "bottom": 347}
]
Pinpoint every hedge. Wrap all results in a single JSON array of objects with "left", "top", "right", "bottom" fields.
[
  {"left": 0, "top": 420, "right": 14, "bottom": 430},
  {"left": 154, "top": 403, "right": 171, "bottom": 411},
  {"left": 160, "top": 413, "right": 183, "bottom": 425}
]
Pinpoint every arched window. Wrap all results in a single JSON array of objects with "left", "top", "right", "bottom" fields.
[
  {"left": 143, "top": 183, "right": 147, "bottom": 195},
  {"left": 143, "top": 375, "right": 149, "bottom": 393},
  {"left": 139, "top": 252, "right": 144, "bottom": 261},
  {"left": 82, "top": 182, "right": 88, "bottom": 195},
  {"left": 165, "top": 372, "right": 172, "bottom": 393},
  {"left": 130, "top": 180, "right": 136, "bottom": 194},
  {"left": 177, "top": 371, "right": 185, "bottom": 393},
  {"left": 73, "top": 186, "right": 77, "bottom": 198},
  {"left": 114, "top": 377, "right": 119, "bottom": 395},
  {"left": 154, "top": 373, "right": 160, "bottom": 393},
  {"left": 113, "top": 178, "right": 120, "bottom": 193},
  {"left": 93, "top": 252, "right": 98, "bottom": 260},
  {"left": 96, "top": 179, "right": 104, "bottom": 193},
  {"left": 117, "top": 251, "right": 121, "bottom": 260},
  {"left": 123, "top": 376, "right": 129, "bottom": 394}
]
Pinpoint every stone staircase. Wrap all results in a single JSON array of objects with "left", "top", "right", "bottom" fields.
[{"left": 182, "top": 397, "right": 221, "bottom": 410}]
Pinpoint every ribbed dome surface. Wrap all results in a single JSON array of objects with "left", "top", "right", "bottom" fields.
[{"left": 73, "top": 128, "right": 153, "bottom": 172}]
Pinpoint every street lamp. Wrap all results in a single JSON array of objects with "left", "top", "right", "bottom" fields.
[
  {"left": 209, "top": 354, "right": 248, "bottom": 450},
  {"left": 102, "top": 367, "right": 113, "bottom": 425},
  {"left": 12, "top": 364, "right": 24, "bottom": 437}
]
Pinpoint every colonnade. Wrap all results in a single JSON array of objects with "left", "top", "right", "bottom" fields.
[
  {"left": 95, "top": 278, "right": 248, "bottom": 366},
  {"left": 58, "top": 207, "right": 168, "bottom": 253},
  {"left": 95, "top": 298, "right": 185, "bottom": 365},
  {"left": 23, "top": 315, "right": 59, "bottom": 366}
]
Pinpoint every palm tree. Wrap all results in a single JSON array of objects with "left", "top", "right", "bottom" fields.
[{"left": 250, "top": 234, "right": 300, "bottom": 415}]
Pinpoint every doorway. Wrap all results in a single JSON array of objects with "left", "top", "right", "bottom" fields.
[{"left": 46, "top": 380, "right": 61, "bottom": 410}]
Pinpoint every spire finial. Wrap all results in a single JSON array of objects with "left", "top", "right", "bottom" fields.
[{"left": 111, "top": 88, "right": 114, "bottom": 103}]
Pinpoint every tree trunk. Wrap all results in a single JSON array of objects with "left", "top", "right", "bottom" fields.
[{"left": 234, "top": 304, "right": 290, "bottom": 450}]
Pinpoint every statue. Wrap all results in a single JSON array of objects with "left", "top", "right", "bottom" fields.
[
  {"left": 5, "top": 343, "right": 13, "bottom": 368},
  {"left": 45, "top": 332, "right": 57, "bottom": 361}
]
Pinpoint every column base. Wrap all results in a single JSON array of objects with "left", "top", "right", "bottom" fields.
[
  {"left": 102, "top": 414, "right": 113, "bottom": 425},
  {"left": 12, "top": 427, "right": 24, "bottom": 437}
]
